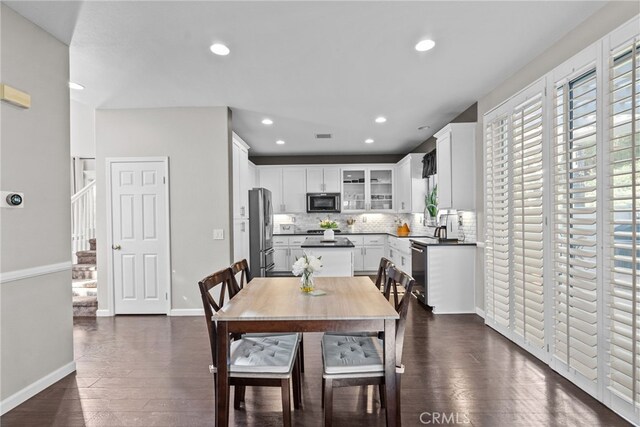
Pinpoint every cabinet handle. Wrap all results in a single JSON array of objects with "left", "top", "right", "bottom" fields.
[
  {"left": 401, "top": 202, "right": 405, "bottom": 210},
  {"left": 390, "top": 249, "right": 393, "bottom": 258},
  {"left": 240, "top": 206, "right": 245, "bottom": 217},
  {"left": 364, "top": 248, "right": 367, "bottom": 255},
  {"left": 401, "top": 256, "right": 405, "bottom": 266},
  {"left": 241, "top": 222, "right": 245, "bottom": 232}
]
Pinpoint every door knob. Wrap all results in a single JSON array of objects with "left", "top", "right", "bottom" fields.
[{"left": 112, "top": 244, "right": 121, "bottom": 250}]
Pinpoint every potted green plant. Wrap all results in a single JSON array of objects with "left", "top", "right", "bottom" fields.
[{"left": 425, "top": 184, "right": 438, "bottom": 226}]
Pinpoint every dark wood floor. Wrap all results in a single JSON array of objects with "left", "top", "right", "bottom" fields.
[{"left": 2, "top": 298, "right": 631, "bottom": 427}]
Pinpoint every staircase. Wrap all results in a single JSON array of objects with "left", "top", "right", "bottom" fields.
[{"left": 72, "top": 238, "right": 97, "bottom": 317}]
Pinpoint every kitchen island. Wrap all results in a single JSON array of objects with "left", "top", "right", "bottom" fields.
[{"left": 301, "top": 236, "right": 355, "bottom": 277}]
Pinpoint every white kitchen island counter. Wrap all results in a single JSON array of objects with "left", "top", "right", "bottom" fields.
[{"left": 301, "top": 237, "right": 354, "bottom": 277}]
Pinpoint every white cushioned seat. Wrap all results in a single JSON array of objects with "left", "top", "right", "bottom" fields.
[
  {"left": 230, "top": 334, "right": 298, "bottom": 374},
  {"left": 321, "top": 334, "right": 383, "bottom": 374}
]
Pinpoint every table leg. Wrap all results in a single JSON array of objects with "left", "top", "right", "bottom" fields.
[
  {"left": 384, "top": 318, "right": 397, "bottom": 427},
  {"left": 217, "top": 321, "right": 230, "bottom": 427}
]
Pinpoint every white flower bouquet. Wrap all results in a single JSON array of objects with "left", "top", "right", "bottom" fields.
[{"left": 292, "top": 252, "right": 323, "bottom": 293}]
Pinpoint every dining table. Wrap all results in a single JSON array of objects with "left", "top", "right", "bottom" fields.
[{"left": 214, "top": 275, "right": 400, "bottom": 426}]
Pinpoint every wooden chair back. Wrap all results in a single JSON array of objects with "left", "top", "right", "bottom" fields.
[
  {"left": 198, "top": 267, "right": 241, "bottom": 366},
  {"left": 383, "top": 265, "right": 415, "bottom": 367},
  {"left": 230, "top": 259, "right": 253, "bottom": 290},
  {"left": 374, "top": 257, "right": 393, "bottom": 292}
]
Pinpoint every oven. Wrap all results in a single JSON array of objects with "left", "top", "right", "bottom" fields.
[{"left": 307, "top": 193, "right": 341, "bottom": 213}]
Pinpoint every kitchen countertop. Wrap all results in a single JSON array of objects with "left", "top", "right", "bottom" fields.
[
  {"left": 410, "top": 237, "right": 477, "bottom": 247},
  {"left": 274, "top": 231, "right": 434, "bottom": 239},
  {"left": 300, "top": 237, "right": 355, "bottom": 248}
]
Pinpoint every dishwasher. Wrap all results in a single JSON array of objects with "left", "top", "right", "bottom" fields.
[{"left": 410, "top": 241, "right": 429, "bottom": 307}]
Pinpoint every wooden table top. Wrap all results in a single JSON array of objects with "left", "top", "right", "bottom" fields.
[{"left": 217, "top": 276, "right": 399, "bottom": 321}]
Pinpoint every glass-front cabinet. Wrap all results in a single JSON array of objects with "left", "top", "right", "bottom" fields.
[{"left": 341, "top": 167, "right": 394, "bottom": 212}]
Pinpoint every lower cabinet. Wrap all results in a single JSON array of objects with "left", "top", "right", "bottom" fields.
[
  {"left": 273, "top": 236, "right": 306, "bottom": 273},
  {"left": 344, "top": 234, "right": 385, "bottom": 273},
  {"left": 387, "top": 236, "right": 412, "bottom": 274}
]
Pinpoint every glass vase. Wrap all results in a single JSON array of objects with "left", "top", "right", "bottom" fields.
[{"left": 300, "top": 273, "right": 315, "bottom": 293}]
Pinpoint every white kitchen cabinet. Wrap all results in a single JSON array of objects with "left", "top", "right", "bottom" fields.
[
  {"left": 258, "top": 167, "right": 307, "bottom": 213},
  {"left": 248, "top": 161, "right": 258, "bottom": 190},
  {"left": 272, "top": 236, "right": 307, "bottom": 272},
  {"left": 306, "top": 167, "right": 341, "bottom": 193},
  {"left": 434, "top": 123, "right": 476, "bottom": 210},
  {"left": 387, "top": 236, "right": 411, "bottom": 273},
  {"left": 232, "top": 135, "right": 250, "bottom": 220},
  {"left": 343, "top": 234, "right": 385, "bottom": 272},
  {"left": 233, "top": 219, "right": 250, "bottom": 264},
  {"left": 395, "top": 154, "right": 427, "bottom": 213},
  {"left": 342, "top": 167, "right": 394, "bottom": 213}
]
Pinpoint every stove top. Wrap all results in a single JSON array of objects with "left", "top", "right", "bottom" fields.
[{"left": 306, "top": 229, "right": 342, "bottom": 234}]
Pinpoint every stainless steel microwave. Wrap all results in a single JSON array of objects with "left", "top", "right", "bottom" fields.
[{"left": 307, "top": 193, "right": 341, "bottom": 213}]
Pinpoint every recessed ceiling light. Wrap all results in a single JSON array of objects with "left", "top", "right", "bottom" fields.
[
  {"left": 276, "top": 140, "right": 285, "bottom": 145},
  {"left": 415, "top": 39, "right": 436, "bottom": 52},
  {"left": 210, "top": 43, "right": 230, "bottom": 56},
  {"left": 375, "top": 116, "right": 387, "bottom": 124},
  {"left": 365, "top": 138, "right": 374, "bottom": 144},
  {"left": 68, "top": 82, "right": 84, "bottom": 90},
  {"left": 262, "top": 118, "right": 273, "bottom": 125}
]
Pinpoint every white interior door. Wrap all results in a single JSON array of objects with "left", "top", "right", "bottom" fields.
[{"left": 109, "top": 159, "right": 170, "bottom": 314}]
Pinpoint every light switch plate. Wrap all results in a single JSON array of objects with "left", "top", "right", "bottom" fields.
[{"left": 213, "top": 229, "right": 224, "bottom": 240}]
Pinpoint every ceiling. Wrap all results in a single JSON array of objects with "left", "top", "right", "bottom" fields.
[{"left": 6, "top": 1, "right": 607, "bottom": 156}]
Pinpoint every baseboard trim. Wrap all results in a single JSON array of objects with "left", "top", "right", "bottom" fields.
[
  {"left": 0, "top": 261, "right": 72, "bottom": 284},
  {"left": 95, "top": 309, "right": 113, "bottom": 317},
  {"left": 169, "top": 308, "right": 204, "bottom": 316},
  {"left": 476, "top": 307, "right": 485, "bottom": 319},
  {"left": 0, "top": 361, "right": 76, "bottom": 415}
]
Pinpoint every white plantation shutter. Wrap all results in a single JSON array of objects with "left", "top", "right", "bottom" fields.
[
  {"left": 553, "top": 68, "right": 599, "bottom": 383},
  {"left": 607, "top": 39, "right": 640, "bottom": 410},
  {"left": 485, "top": 115, "right": 511, "bottom": 328},
  {"left": 512, "top": 94, "right": 545, "bottom": 349}
]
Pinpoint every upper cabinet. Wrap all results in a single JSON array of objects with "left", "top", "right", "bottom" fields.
[
  {"left": 342, "top": 166, "right": 394, "bottom": 212},
  {"left": 306, "top": 167, "right": 340, "bottom": 193},
  {"left": 232, "top": 134, "right": 250, "bottom": 219},
  {"left": 434, "top": 123, "right": 476, "bottom": 211},
  {"left": 395, "top": 154, "right": 427, "bottom": 213},
  {"left": 258, "top": 166, "right": 307, "bottom": 213}
]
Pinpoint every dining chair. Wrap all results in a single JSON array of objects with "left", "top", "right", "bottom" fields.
[
  {"left": 320, "top": 265, "right": 415, "bottom": 427},
  {"left": 230, "top": 259, "right": 306, "bottom": 373},
  {"left": 230, "top": 259, "right": 252, "bottom": 290},
  {"left": 198, "top": 267, "right": 302, "bottom": 426}
]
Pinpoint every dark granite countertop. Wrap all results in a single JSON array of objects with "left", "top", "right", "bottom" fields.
[
  {"left": 410, "top": 237, "right": 477, "bottom": 247},
  {"left": 300, "top": 237, "right": 355, "bottom": 248},
  {"left": 274, "top": 231, "right": 433, "bottom": 239}
]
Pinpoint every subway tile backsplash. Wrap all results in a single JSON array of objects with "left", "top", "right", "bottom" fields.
[{"left": 273, "top": 210, "right": 477, "bottom": 243}]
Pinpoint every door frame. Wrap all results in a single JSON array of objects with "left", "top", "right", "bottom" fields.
[{"left": 105, "top": 157, "right": 172, "bottom": 315}]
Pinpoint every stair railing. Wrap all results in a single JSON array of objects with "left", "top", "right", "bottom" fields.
[{"left": 71, "top": 180, "right": 96, "bottom": 263}]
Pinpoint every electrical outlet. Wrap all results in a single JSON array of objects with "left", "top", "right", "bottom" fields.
[{"left": 213, "top": 229, "right": 224, "bottom": 240}]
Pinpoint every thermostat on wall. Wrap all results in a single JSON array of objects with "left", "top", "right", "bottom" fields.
[{"left": 1, "top": 191, "right": 24, "bottom": 208}]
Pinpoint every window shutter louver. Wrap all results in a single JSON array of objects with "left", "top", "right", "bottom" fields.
[
  {"left": 512, "top": 94, "right": 545, "bottom": 349},
  {"left": 485, "top": 115, "right": 511, "bottom": 328},
  {"left": 553, "top": 69, "right": 599, "bottom": 382},
  {"left": 607, "top": 40, "right": 640, "bottom": 409}
]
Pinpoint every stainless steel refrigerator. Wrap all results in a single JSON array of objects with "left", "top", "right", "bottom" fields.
[{"left": 249, "top": 188, "right": 275, "bottom": 277}]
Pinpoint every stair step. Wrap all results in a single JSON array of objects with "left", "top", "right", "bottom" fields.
[
  {"left": 72, "top": 279, "right": 97, "bottom": 289},
  {"left": 72, "top": 264, "right": 97, "bottom": 280},
  {"left": 89, "top": 238, "right": 96, "bottom": 251},
  {"left": 76, "top": 250, "right": 96, "bottom": 266},
  {"left": 73, "top": 296, "right": 97, "bottom": 317},
  {"left": 72, "top": 288, "right": 97, "bottom": 297}
]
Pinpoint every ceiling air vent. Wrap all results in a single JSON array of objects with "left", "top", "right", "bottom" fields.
[{"left": 315, "top": 133, "right": 332, "bottom": 139}]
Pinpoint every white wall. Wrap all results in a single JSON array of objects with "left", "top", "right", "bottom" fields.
[
  {"left": 0, "top": 4, "right": 74, "bottom": 411},
  {"left": 95, "top": 107, "right": 233, "bottom": 313},
  {"left": 473, "top": 1, "right": 640, "bottom": 312},
  {"left": 70, "top": 99, "right": 95, "bottom": 158}
]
